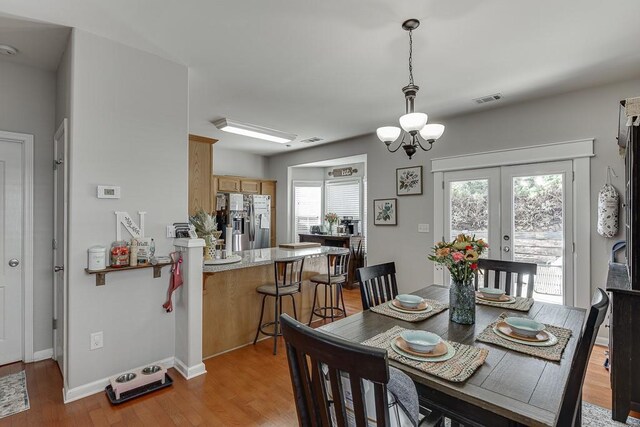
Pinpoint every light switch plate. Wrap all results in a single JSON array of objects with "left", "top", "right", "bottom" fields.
[
  {"left": 97, "top": 185, "right": 121, "bottom": 199},
  {"left": 90, "top": 331, "right": 103, "bottom": 350},
  {"left": 418, "top": 224, "right": 429, "bottom": 233}
]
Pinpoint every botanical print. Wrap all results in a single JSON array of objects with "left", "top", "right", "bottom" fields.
[
  {"left": 396, "top": 166, "right": 423, "bottom": 195},
  {"left": 374, "top": 199, "right": 397, "bottom": 225}
]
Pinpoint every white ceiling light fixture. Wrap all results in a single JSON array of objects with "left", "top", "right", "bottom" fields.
[
  {"left": 376, "top": 19, "right": 445, "bottom": 159},
  {"left": 0, "top": 44, "right": 19, "bottom": 56},
  {"left": 213, "top": 118, "right": 296, "bottom": 144}
]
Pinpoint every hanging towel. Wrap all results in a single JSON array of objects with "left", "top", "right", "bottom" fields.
[
  {"left": 597, "top": 168, "right": 619, "bottom": 238},
  {"left": 162, "top": 251, "right": 183, "bottom": 312}
]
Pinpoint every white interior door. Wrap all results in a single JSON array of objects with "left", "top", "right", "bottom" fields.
[
  {"left": 440, "top": 161, "right": 574, "bottom": 305},
  {"left": 53, "top": 120, "right": 68, "bottom": 377},
  {"left": 0, "top": 138, "right": 24, "bottom": 365}
]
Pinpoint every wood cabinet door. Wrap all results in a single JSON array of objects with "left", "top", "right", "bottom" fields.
[
  {"left": 261, "top": 181, "right": 276, "bottom": 201},
  {"left": 188, "top": 140, "right": 212, "bottom": 215},
  {"left": 240, "top": 180, "right": 260, "bottom": 194},
  {"left": 218, "top": 177, "right": 241, "bottom": 192}
]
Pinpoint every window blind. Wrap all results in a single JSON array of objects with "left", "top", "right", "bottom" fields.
[
  {"left": 293, "top": 182, "right": 323, "bottom": 242},
  {"left": 326, "top": 180, "right": 361, "bottom": 220}
]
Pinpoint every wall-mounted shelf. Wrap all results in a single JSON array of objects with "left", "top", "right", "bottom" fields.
[{"left": 85, "top": 262, "right": 172, "bottom": 286}]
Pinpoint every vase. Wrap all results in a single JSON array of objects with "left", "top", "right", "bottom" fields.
[
  {"left": 329, "top": 224, "right": 334, "bottom": 235},
  {"left": 449, "top": 278, "right": 476, "bottom": 325}
]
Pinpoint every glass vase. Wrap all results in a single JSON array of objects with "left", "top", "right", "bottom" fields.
[{"left": 449, "top": 278, "right": 476, "bottom": 325}]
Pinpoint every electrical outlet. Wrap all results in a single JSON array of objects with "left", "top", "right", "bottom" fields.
[
  {"left": 418, "top": 224, "right": 430, "bottom": 233},
  {"left": 166, "top": 225, "right": 176, "bottom": 238},
  {"left": 90, "top": 331, "right": 103, "bottom": 350}
]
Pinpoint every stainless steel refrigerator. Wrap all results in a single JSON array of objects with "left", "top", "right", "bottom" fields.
[{"left": 224, "top": 193, "right": 271, "bottom": 251}]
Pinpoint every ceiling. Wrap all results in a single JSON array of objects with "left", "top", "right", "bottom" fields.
[
  {"left": 0, "top": 15, "right": 69, "bottom": 71},
  {"left": 1, "top": 1, "right": 640, "bottom": 155}
]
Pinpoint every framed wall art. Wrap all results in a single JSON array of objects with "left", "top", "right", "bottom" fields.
[
  {"left": 396, "top": 166, "right": 423, "bottom": 196},
  {"left": 373, "top": 198, "right": 397, "bottom": 226}
]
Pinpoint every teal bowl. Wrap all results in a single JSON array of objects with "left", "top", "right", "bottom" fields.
[
  {"left": 399, "top": 330, "right": 441, "bottom": 353},
  {"left": 505, "top": 317, "right": 545, "bottom": 337},
  {"left": 395, "top": 294, "right": 423, "bottom": 309}
]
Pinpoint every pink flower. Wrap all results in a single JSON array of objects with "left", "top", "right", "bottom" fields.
[{"left": 452, "top": 252, "right": 464, "bottom": 263}]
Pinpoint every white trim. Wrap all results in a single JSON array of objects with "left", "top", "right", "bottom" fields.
[
  {"left": 173, "top": 238, "right": 205, "bottom": 248},
  {"left": 595, "top": 336, "right": 609, "bottom": 347},
  {"left": 573, "top": 157, "right": 591, "bottom": 309},
  {"left": 63, "top": 356, "right": 175, "bottom": 403},
  {"left": 0, "top": 130, "right": 34, "bottom": 363},
  {"left": 431, "top": 139, "right": 594, "bottom": 172},
  {"left": 173, "top": 357, "right": 207, "bottom": 380},
  {"left": 33, "top": 348, "right": 53, "bottom": 362},
  {"left": 433, "top": 172, "right": 444, "bottom": 285}
]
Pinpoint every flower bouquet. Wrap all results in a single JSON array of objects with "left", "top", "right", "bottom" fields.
[
  {"left": 325, "top": 212, "right": 339, "bottom": 234},
  {"left": 429, "top": 234, "right": 488, "bottom": 324}
]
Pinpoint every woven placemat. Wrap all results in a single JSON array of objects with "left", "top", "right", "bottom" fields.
[
  {"left": 369, "top": 299, "right": 448, "bottom": 322},
  {"left": 475, "top": 296, "right": 534, "bottom": 312},
  {"left": 362, "top": 326, "right": 488, "bottom": 382},
  {"left": 475, "top": 313, "right": 572, "bottom": 362}
]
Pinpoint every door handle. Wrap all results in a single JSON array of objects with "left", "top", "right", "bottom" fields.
[
  {"left": 8, "top": 259, "right": 19, "bottom": 267},
  {"left": 54, "top": 265, "right": 64, "bottom": 272}
]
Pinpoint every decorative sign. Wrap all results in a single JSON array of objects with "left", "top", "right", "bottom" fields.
[
  {"left": 115, "top": 211, "right": 146, "bottom": 241},
  {"left": 328, "top": 167, "right": 358, "bottom": 177}
]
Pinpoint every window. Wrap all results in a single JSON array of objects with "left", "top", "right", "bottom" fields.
[
  {"left": 325, "top": 179, "right": 361, "bottom": 221},
  {"left": 293, "top": 181, "right": 323, "bottom": 242}
]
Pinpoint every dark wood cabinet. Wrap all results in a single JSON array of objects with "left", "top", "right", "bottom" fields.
[{"left": 298, "top": 234, "right": 364, "bottom": 288}]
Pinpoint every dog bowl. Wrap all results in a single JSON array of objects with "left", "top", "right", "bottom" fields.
[
  {"left": 478, "top": 287, "right": 506, "bottom": 300},
  {"left": 142, "top": 365, "right": 162, "bottom": 375},
  {"left": 395, "top": 294, "right": 424, "bottom": 309},
  {"left": 400, "top": 330, "right": 441, "bottom": 353},
  {"left": 115, "top": 373, "right": 137, "bottom": 383},
  {"left": 504, "top": 317, "right": 545, "bottom": 338}
]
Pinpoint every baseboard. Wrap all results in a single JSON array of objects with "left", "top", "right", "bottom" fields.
[
  {"left": 173, "top": 357, "right": 206, "bottom": 380},
  {"left": 63, "top": 356, "right": 175, "bottom": 403},
  {"left": 32, "top": 348, "right": 53, "bottom": 362},
  {"left": 595, "top": 336, "right": 610, "bottom": 347}
]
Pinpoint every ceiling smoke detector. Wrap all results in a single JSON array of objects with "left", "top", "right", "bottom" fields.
[
  {"left": 473, "top": 93, "right": 502, "bottom": 104},
  {"left": 0, "top": 44, "right": 19, "bottom": 56},
  {"left": 300, "top": 137, "right": 323, "bottom": 144}
]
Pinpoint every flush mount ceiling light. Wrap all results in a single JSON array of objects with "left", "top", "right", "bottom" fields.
[
  {"left": 0, "top": 44, "right": 19, "bottom": 56},
  {"left": 213, "top": 118, "right": 296, "bottom": 144},
  {"left": 376, "top": 19, "right": 445, "bottom": 159}
]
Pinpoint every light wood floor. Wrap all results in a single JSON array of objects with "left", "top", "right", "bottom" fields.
[{"left": 1, "top": 288, "right": 637, "bottom": 426}]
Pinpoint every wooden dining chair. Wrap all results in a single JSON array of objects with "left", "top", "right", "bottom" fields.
[
  {"left": 556, "top": 288, "right": 609, "bottom": 426},
  {"left": 356, "top": 262, "right": 399, "bottom": 310},
  {"left": 474, "top": 258, "right": 538, "bottom": 298},
  {"left": 280, "top": 314, "right": 443, "bottom": 427}
]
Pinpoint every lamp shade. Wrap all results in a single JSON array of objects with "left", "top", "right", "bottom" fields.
[
  {"left": 376, "top": 126, "right": 401, "bottom": 143},
  {"left": 399, "top": 113, "right": 428, "bottom": 132},
  {"left": 419, "top": 123, "right": 445, "bottom": 141}
]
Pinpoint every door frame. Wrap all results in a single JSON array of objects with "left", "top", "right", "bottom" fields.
[
  {"left": 432, "top": 139, "right": 594, "bottom": 309},
  {"left": 0, "top": 130, "right": 34, "bottom": 362}
]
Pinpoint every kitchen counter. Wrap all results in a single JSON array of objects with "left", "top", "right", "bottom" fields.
[{"left": 202, "top": 246, "right": 347, "bottom": 274}]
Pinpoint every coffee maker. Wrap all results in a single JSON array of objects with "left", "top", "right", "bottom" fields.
[{"left": 340, "top": 217, "right": 361, "bottom": 235}]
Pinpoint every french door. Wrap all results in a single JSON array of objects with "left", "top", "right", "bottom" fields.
[{"left": 441, "top": 161, "right": 573, "bottom": 305}]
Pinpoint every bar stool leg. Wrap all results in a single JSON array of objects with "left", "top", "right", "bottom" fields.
[
  {"left": 308, "top": 283, "right": 319, "bottom": 326},
  {"left": 253, "top": 294, "right": 267, "bottom": 345},
  {"left": 291, "top": 294, "right": 298, "bottom": 320},
  {"left": 339, "top": 283, "right": 347, "bottom": 317},
  {"left": 273, "top": 296, "right": 279, "bottom": 355},
  {"left": 329, "top": 284, "right": 335, "bottom": 322}
]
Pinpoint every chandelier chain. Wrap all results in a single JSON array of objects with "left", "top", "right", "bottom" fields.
[{"left": 408, "top": 29, "right": 414, "bottom": 85}]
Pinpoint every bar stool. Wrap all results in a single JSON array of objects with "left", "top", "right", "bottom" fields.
[
  {"left": 308, "top": 251, "right": 350, "bottom": 325},
  {"left": 253, "top": 256, "right": 305, "bottom": 355}
]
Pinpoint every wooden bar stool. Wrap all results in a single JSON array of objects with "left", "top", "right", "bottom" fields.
[
  {"left": 253, "top": 256, "right": 305, "bottom": 355},
  {"left": 308, "top": 251, "right": 350, "bottom": 325}
]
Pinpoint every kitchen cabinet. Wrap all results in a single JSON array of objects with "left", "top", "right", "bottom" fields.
[
  {"left": 188, "top": 134, "right": 217, "bottom": 215},
  {"left": 217, "top": 176, "right": 241, "bottom": 192},
  {"left": 240, "top": 179, "right": 260, "bottom": 194}
]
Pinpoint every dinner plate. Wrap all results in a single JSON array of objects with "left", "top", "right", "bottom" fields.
[
  {"left": 492, "top": 325, "right": 558, "bottom": 347},
  {"left": 496, "top": 321, "right": 550, "bottom": 342},
  {"left": 388, "top": 301, "right": 433, "bottom": 315},
  {"left": 390, "top": 339, "right": 455, "bottom": 362},
  {"left": 476, "top": 293, "right": 516, "bottom": 304},
  {"left": 395, "top": 337, "right": 448, "bottom": 357}
]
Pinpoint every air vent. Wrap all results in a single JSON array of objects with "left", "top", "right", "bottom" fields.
[
  {"left": 0, "top": 44, "right": 18, "bottom": 56},
  {"left": 473, "top": 93, "right": 502, "bottom": 104},
  {"left": 300, "top": 137, "right": 323, "bottom": 144}
]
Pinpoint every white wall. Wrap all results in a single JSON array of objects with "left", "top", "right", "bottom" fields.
[
  {"left": 214, "top": 147, "right": 268, "bottom": 178},
  {"left": 269, "top": 78, "right": 640, "bottom": 306},
  {"left": 0, "top": 60, "right": 56, "bottom": 353},
  {"left": 65, "top": 29, "right": 188, "bottom": 391}
]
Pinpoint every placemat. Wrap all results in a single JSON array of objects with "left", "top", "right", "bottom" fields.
[
  {"left": 369, "top": 299, "right": 448, "bottom": 322},
  {"left": 475, "top": 313, "right": 572, "bottom": 362},
  {"left": 475, "top": 295, "right": 534, "bottom": 312},
  {"left": 362, "top": 326, "right": 488, "bottom": 382}
]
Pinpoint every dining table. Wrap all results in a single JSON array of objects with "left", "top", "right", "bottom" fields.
[{"left": 318, "top": 285, "right": 587, "bottom": 427}]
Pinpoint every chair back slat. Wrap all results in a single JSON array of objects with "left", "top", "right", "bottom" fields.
[
  {"left": 557, "top": 289, "right": 609, "bottom": 426},
  {"left": 275, "top": 256, "right": 305, "bottom": 293},
  {"left": 281, "top": 314, "right": 390, "bottom": 427},
  {"left": 476, "top": 258, "right": 537, "bottom": 298},
  {"left": 373, "top": 383, "right": 388, "bottom": 427},
  {"left": 329, "top": 252, "right": 350, "bottom": 277},
  {"left": 356, "top": 262, "right": 399, "bottom": 310}
]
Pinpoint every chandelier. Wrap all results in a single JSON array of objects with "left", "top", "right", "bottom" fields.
[{"left": 376, "top": 19, "right": 445, "bottom": 159}]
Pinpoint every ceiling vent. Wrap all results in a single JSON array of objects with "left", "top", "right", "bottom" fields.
[
  {"left": 301, "top": 137, "right": 323, "bottom": 144},
  {"left": 0, "top": 44, "right": 19, "bottom": 56},
  {"left": 473, "top": 93, "right": 502, "bottom": 104}
]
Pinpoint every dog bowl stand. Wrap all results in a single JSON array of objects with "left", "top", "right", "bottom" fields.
[{"left": 106, "top": 365, "right": 173, "bottom": 404}]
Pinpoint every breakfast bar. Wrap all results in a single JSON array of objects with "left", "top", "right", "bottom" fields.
[{"left": 202, "top": 246, "right": 347, "bottom": 358}]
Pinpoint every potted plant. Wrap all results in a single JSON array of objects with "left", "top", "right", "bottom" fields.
[
  {"left": 189, "top": 210, "right": 219, "bottom": 257},
  {"left": 325, "top": 212, "right": 339, "bottom": 235},
  {"left": 428, "top": 234, "right": 488, "bottom": 324}
]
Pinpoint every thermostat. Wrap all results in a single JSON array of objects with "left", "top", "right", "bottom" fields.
[{"left": 97, "top": 185, "right": 121, "bottom": 199}]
